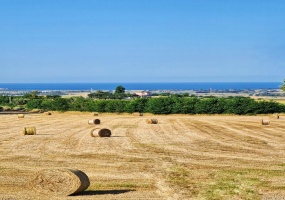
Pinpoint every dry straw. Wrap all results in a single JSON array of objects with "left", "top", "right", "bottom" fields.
[
  {"left": 28, "top": 168, "right": 90, "bottom": 196},
  {"left": 146, "top": 119, "right": 158, "bottom": 124},
  {"left": 44, "top": 111, "right": 51, "bottom": 115},
  {"left": 88, "top": 119, "right": 100, "bottom": 125},
  {"left": 18, "top": 114, "right": 25, "bottom": 118},
  {"left": 22, "top": 127, "right": 36, "bottom": 135},
  {"left": 90, "top": 128, "right": 111, "bottom": 137},
  {"left": 261, "top": 119, "right": 270, "bottom": 125}
]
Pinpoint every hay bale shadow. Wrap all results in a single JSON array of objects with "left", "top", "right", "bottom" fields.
[{"left": 76, "top": 189, "right": 134, "bottom": 196}]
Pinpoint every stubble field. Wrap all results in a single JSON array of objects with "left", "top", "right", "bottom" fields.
[{"left": 1, "top": 112, "right": 285, "bottom": 199}]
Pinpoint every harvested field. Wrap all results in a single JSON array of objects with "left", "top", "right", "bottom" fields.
[{"left": 1, "top": 113, "right": 285, "bottom": 199}]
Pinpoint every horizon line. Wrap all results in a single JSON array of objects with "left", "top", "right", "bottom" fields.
[{"left": 0, "top": 81, "right": 282, "bottom": 84}]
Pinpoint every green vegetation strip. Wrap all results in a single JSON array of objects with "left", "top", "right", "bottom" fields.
[{"left": 1, "top": 94, "right": 285, "bottom": 114}]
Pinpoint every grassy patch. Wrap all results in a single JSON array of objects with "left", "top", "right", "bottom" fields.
[
  {"left": 165, "top": 165, "right": 202, "bottom": 196},
  {"left": 163, "top": 165, "right": 285, "bottom": 199},
  {"left": 278, "top": 163, "right": 285, "bottom": 167},
  {"left": 167, "top": 166, "right": 189, "bottom": 186},
  {"left": 203, "top": 168, "right": 285, "bottom": 199},
  {"left": 202, "top": 170, "right": 262, "bottom": 199}
]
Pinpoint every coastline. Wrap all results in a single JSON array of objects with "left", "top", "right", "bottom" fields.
[
  {"left": 0, "top": 88, "right": 284, "bottom": 101},
  {"left": 0, "top": 82, "right": 284, "bottom": 101}
]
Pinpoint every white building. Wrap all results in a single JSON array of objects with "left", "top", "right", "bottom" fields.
[{"left": 135, "top": 91, "right": 151, "bottom": 97}]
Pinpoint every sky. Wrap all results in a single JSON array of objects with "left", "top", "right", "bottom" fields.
[{"left": 0, "top": 0, "right": 284, "bottom": 83}]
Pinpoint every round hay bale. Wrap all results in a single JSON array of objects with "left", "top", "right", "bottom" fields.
[
  {"left": 22, "top": 127, "right": 36, "bottom": 135},
  {"left": 44, "top": 111, "right": 51, "bottom": 115},
  {"left": 261, "top": 119, "right": 270, "bottom": 125},
  {"left": 18, "top": 114, "right": 25, "bottom": 118},
  {"left": 30, "top": 109, "right": 42, "bottom": 113},
  {"left": 28, "top": 168, "right": 90, "bottom": 196},
  {"left": 132, "top": 112, "right": 143, "bottom": 116},
  {"left": 93, "top": 112, "right": 99, "bottom": 116},
  {"left": 88, "top": 119, "right": 100, "bottom": 125},
  {"left": 146, "top": 119, "right": 158, "bottom": 124},
  {"left": 90, "top": 128, "right": 111, "bottom": 137},
  {"left": 270, "top": 114, "right": 279, "bottom": 119},
  {"left": 275, "top": 114, "right": 279, "bottom": 119}
]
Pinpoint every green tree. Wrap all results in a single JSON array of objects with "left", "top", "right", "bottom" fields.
[
  {"left": 224, "top": 97, "right": 255, "bottom": 115},
  {"left": 23, "top": 90, "right": 39, "bottom": 99},
  {"left": 194, "top": 98, "right": 225, "bottom": 114},
  {"left": 95, "top": 100, "right": 107, "bottom": 112},
  {"left": 105, "top": 100, "right": 127, "bottom": 113},
  {"left": 11, "top": 97, "right": 27, "bottom": 105},
  {"left": 255, "top": 100, "right": 284, "bottom": 114},
  {"left": 172, "top": 97, "right": 198, "bottom": 114},
  {"left": 84, "top": 98, "right": 98, "bottom": 112},
  {"left": 41, "top": 99, "right": 54, "bottom": 110},
  {"left": 69, "top": 97, "right": 88, "bottom": 111},
  {"left": 115, "top": 85, "right": 125, "bottom": 94},
  {"left": 51, "top": 98, "right": 70, "bottom": 111},
  {"left": 114, "top": 85, "right": 126, "bottom": 99},
  {"left": 26, "top": 99, "right": 43, "bottom": 110},
  {"left": 0, "top": 96, "right": 10, "bottom": 105},
  {"left": 146, "top": 97, "right": 175, "bottom": 114},
  {"left": 125, "top": 98, "right": 148, "bottom": 113}
]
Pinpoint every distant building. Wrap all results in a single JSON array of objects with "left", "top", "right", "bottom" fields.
[{"left": 135, "top": 91, "right": 151, "bottom": 97}]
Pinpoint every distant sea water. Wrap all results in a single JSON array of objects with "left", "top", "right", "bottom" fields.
[{"left": 0, "top": 82, "right": 282, "bottom": 91}]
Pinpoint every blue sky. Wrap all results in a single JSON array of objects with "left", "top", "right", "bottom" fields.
[{"left": 0, "top": 0, "right": 284, "bottom": 83}]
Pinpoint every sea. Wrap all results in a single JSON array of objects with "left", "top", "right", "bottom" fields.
[{"left": 0, "top": 82, "right": 282, "bottom": 91}]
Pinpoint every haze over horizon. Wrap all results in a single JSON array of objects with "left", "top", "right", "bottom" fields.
[{"left": 1, "top": 0, "right": 284, "bottom": 83}]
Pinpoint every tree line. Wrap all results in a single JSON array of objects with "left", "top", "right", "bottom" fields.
[{"left": 0, "top": 95, "right": 284, "bottom": 115}]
